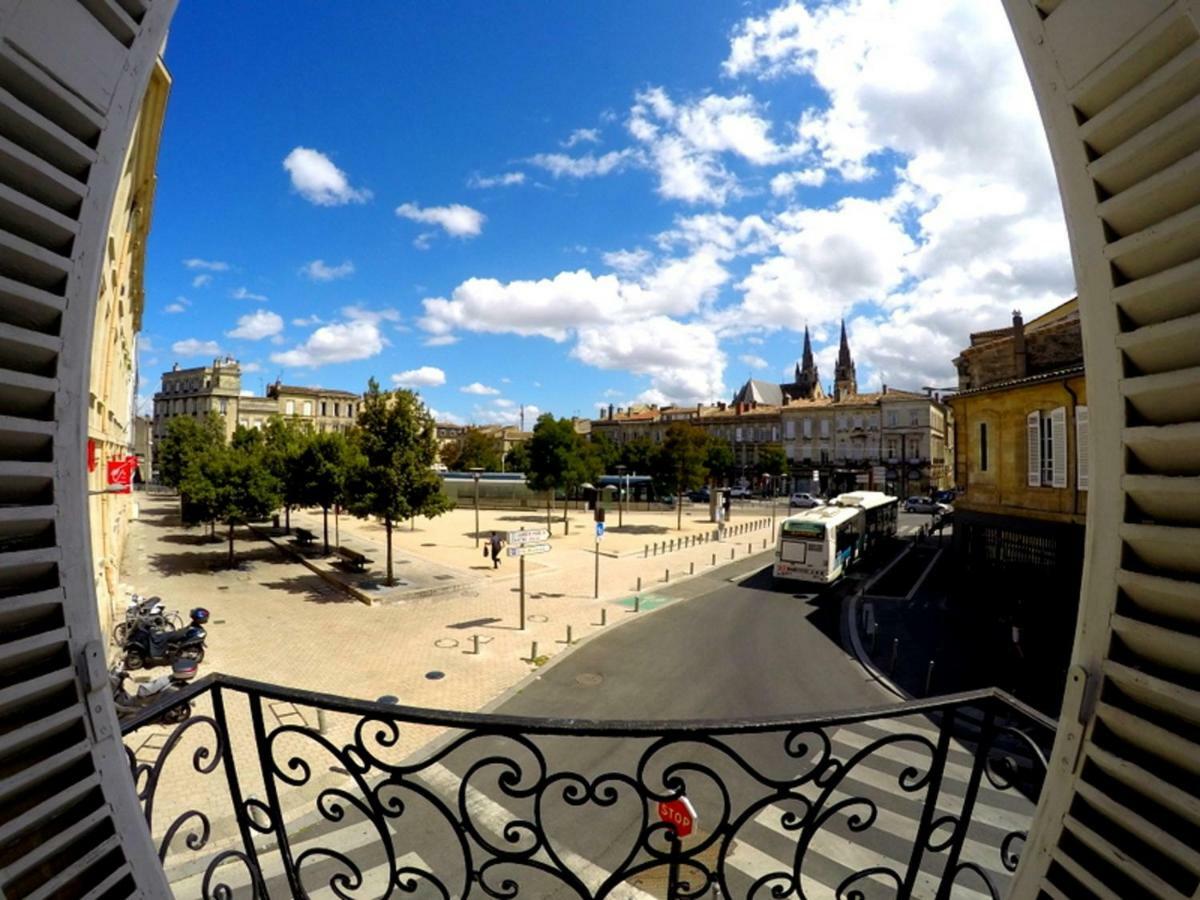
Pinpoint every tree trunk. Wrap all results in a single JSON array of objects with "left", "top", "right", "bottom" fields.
[
  {"left": 385, "top": 517, "right": 394, "bottom": 586},
  {"left": 563, "top": 489, "right": 569, "bottom": 536},
  {"left": 285, "top": 505, "right": 291, "bottom": 532},
  {"left": 227, "top": 520, "right": 235, "bottom": 567},
  {"left": 546, "top": 493, "right": 553, "bottom": 534},
  {"left": 322, "top": 505, "right": 330, "bottom": 555},
  {"left": 677, "top": 480, "right": 683, "bottom": 531}
]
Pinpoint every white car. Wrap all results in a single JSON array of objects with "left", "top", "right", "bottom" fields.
[
  {"left": 904, "top": 496, "right": 950, "bottom": 514},
  {"left": 789, "top": 492, "right": 824, "bottom": 508}
]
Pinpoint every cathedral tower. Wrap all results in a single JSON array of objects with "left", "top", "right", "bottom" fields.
[{"left": 833, "top": 319, "right": 857, "bottom": 400}]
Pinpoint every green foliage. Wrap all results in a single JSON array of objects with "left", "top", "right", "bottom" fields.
[
  {"left": 527, "top": 414, "right": 598, "bottom": 495},
  {"left": 156, "top": 414, "right": 225, "bottom": 488},
  {"left": 442, "top": 427, "right": 503, "bottom": 472},
  {"left": 657, "top": 423, "right": 710, "bottom": 493},
  {"left": 704, "top": 438, "right": 735, "bottom": 485},
  {"left": 261, "top": 415, "right": 311, "bottom": 523},
  {"left": 179, "top": 442, "right": 281, "bottom": 566},
  {"left": 588, "top": 432, "right": 620, "bottom": 473},
  {"left": 231, "top": 425, "right": 264, "bottom": 453},
  {"left": 504, "top": 440, "right": 530, "bottom": 473},
  {"left": 296, "top": 431, "right": 360, "bottom": 552},
  {"left": 753, "top": 444, "right": 789, "bottom": 480},
  {"left": 344, "top": 380, "right": 451, "bottom": 585},
  {"left": 617, "top": 435, "right": 658, "bottom": 476}
]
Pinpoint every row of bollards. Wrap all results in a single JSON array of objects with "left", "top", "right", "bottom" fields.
[{"left": 642, "top": 517, "right": 771, "bottom": 558}]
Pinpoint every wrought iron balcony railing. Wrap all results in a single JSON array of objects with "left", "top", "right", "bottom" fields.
[{"left": 120, "top": 674, "right": 1054, "bottom": 899}]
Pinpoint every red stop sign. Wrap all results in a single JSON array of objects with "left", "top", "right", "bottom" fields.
[{"left": 657, "top": 797, "right": 696, "bottom": 837}]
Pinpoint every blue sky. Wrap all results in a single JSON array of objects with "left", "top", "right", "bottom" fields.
[{"left": 141, "top": 0, "right": 1075, "bottom": 426}]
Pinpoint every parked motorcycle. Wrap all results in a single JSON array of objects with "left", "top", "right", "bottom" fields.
[
  {"left": 110, "top": 658, "right": 198, "bottom": 725},
  {"left": 112, "top": 594, "right": 183, "bottom": 646},
  {"left": 123, "top": 607, "right": 209, "bottom": 670}
]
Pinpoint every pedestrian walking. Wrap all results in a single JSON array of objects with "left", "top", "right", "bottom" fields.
[{"left": 489, "top": 531, "right": 505, "bottom": 569}]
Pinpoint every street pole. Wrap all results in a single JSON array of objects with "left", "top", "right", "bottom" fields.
[
  {"left": 519, "top": 554, "right": 526, "bottom": 630},
  {"left": 616, "top": 465, "right": 626, "bottom": 529},
  {"left": 471, "top": 468, "right": 483, "bottom": 548},
  {"left": 594, "top": 534, "right": 600, "bottom": 599}
]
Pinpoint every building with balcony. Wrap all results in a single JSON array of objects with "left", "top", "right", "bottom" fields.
[{"left": 86, "top": 55, "right": 170, "bottom": 640}]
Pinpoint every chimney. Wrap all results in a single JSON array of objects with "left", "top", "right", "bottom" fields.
[
  {"left": 736, "top": 402, "right": 743, "bottom": 415},
  {"left": 1012, "top": 310, "right": 1027, "bottom": 378}
]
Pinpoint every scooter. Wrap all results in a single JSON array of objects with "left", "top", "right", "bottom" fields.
[
  {"left": 110, "top": 658, "right": 198, "bottom": 725},
  {"left": 112, "top": 594, "right": 182, "bottom": 646},
  {"left": 123, "top": 607, "right": 208, "bottom": 670}
]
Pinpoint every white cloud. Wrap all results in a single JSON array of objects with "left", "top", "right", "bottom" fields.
[
  {"left": 423, "top": 334, "right": 460, "bottom": 347},
  {"left": 183, "top": 258, "right": 229, "bottom": 271},
  {"left": 292, "top": 315, "right": 322, "bottom": 327},
  {"left": 269, "top": 307, "right": 392, "bottom": 368},
  {"left": 467, "top": 171, "right": 526, "bottom": 188},
  {"left": 232, "top": 287, "right": 269, "bottom": 302},
  {"left": 527, "top": 150, "right": 637, "bottom": 179},
  {"left": 165, "top": 296, "right": 190, "bottom": 314},
  {"left": 172, "top": 338, "right": 221, "bottom": 357},
  {"left": 395, "top": 202, "right": 485, "bottom": 239},
  {"left": 241, "top": 361, "right": 263, "bottom": 373},
  {"left": 460, "top": 382, "right": 500, "bottom": 396},
  {"left": 602, "top": 248, "right": 652, "bottom": 275},
  {"left": 191, "top": 274, "right": 213, "bottom": 288},
  {"left": 770, "top": 168, "right": 827, "bottom": 196},
  {"left": 739, "top": 354, "right": 768, "bottom": 369},
  {"left": 300, "top": 259, "right": 355, "bottom": 281},
  {"left": 428, "top": 408, "right": 465, "bottom": 426},
  {"left": 392, "top": 366, "right": 447, "bottom": 388},
  {"left": 563, "top": 127, "right": 601, "bottom": 147},
  {"left": 282, "top": 146, "right": 372, "bottom": 206},
  {"left": 227, "top": 310, "right": 284, "bottom": 341}
]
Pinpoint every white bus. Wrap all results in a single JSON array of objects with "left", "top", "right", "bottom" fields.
[{"left": 773, "top": 491, "right": 899, "bottom": 584}]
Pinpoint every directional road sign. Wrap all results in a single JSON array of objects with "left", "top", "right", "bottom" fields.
[
  {"left": 507, "top": 542, "right": 551, "bottom": 558},
  {"left": 595, "top": 522, "right": 605, "bottom": 540},
  {"left": 508, "top": 528, "right": 550, "bottom": 544}
]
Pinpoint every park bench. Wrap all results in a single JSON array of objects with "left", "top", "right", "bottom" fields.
[
  {"left": 335, "top": 546, "right": 370, "bottom": 572},
  {"left": 293, "top": 527, "right": 316, "bottom": 546}
]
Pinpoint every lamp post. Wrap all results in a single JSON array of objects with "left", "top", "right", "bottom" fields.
[
  {"left": 470, "top": 467, "right": 484, "bottom": 548},
  {"left": 615, "top": 464, "right": 626, "bottom": 529},
  {"left": 768, "top": 474, "right": 777, "bottom": 532}
]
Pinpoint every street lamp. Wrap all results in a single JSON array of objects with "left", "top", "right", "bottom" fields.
[
  {"left": 469, "top": 467, "right": 484, "bottom": 548},
  {"left": 615, "top": 464, "right": 627, "bottom": 529},
  {"left": 767, "top": 473, "right": 778, "bottom": 532}
]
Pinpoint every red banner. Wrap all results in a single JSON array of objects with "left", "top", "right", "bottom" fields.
[{"left": 106, "top": 456, "right": 139, "bottom": 493}]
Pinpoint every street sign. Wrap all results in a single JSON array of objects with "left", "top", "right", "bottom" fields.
[
  {"left": 507, "top": 542, "right": 551, "bottom": 557},
  {"left": 508, "top": 528, "right": 550, "bottom": 544},
  {"left": 595, "top": 522, "right": 605, "bottom": 540},
  {"left": 657, "top": 797, "right": 696, "bottom": 837}
]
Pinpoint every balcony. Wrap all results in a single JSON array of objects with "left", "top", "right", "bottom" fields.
[{"left": 122, "top": 675, "right": 1053, "bottom": 898}]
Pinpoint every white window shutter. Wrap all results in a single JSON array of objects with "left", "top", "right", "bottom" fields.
[
  {"left": 1027, "top": 411, "right": 1042, "bottom": 487},
  {"left": 1076, "top": 405, "right": 1089, "bottom": 491},
  {"left": 1051, "top": 406, "right": 1068, "bottom": 488}
]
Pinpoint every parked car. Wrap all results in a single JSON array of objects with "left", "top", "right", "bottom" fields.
[
  {"left": 688, "top": 488, "right": 710, "bottom": 503},
  {"left": 904, "top": 496, "right": 950, "bottom": 514},
  {"left": 789, "top": 492, "right": 824, "bottom": 509},
  {"left": 728, "top": 487, "right": 753, "bottom": 499}
]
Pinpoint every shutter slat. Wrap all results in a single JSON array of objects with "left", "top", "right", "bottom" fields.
[
  {"left": 1051, "top": 406, "right": 1068, "bottom": 488},
  {"left": 1027, "top": 410, "right": 1042, "bottom": 486},
  {"left": 1077, "top": 405, "right": 1089, "bottom": 490}
]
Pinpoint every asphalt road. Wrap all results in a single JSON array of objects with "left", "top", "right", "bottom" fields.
[{"left": 493, "top": 549, "right": 896, "bottom": 722}]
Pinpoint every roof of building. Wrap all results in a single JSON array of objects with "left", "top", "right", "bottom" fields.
[
  {"left": 732, "top": 379, "right": 784, "bottom": 406},
  {"left": 948, "top": 364, "right": 1085, "bottom": 399},
  {"left": 270, "top": 384, "right": 359, "bottom": 399}
]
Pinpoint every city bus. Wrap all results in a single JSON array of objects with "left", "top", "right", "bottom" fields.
[{"left": 773, "top": 491, "right": 899, "bottom": 584}]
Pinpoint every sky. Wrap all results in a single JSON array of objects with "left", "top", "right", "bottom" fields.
[{"left": 140, "top": 0, "right": 1075, "bottom": 427}]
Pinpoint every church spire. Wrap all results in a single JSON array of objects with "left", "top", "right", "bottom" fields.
[
  {"left": 834, "top": 318, "right": 857, "bottom": 400},
  {"left": 802, "top": 325, "right": 815, "bottom": 371},
  {"left": 787, "top": 324, "right": 824, "bottom": 401}
]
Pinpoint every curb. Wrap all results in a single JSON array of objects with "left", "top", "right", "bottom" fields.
[{"left": 844, "top": 589, "right": 912, "bottom": 701}]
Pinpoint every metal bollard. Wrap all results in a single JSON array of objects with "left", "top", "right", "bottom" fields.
[
  {"left": 690, "top": 561, "right": 695, "bottom": 574},
  {"left": 529, "top": 641, "right": 539, "bottom": 661},
  {"left": 730, "top": 548, "right": 735, "bottom": 559},
  {"left": 317, "top": 708, "right": 328, "bottom": 735},
  {"left": 747, "top": 543, "right": 752, "bottom": 554},
  {"left": 925, "top": 660, "right": 935, "bottom": 694},
  {"left": 637, "top": 576, "right": 642, "bottom": 592},
  {"left": 712, "top": 553, "right": 716, "bottom": 566},
  {"left": 665, "top": 568, "right": 670, "bottom": 583},
  {"left": 644, "top": 545, "right": 648, "bottom": 558},
  {"left": 470, "top": 634, "right": 481, "bottom": 655},
  {"left": 762, "top": 538, "right": 767, "bottom": 549},
  {"left": 634, "top": 595, "right": 641, "bottom": 613},
  {"left": 594, "top": 608, "right": 607, "bottom": 627},
  {"left": 889, "top": 638, "right": 899, "bottom": 674},
  {"left": 567, "top": 624, "right": 574, "bottom": 644}
]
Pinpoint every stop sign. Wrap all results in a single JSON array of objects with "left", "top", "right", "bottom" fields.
[{"left": 657, "top": 797, "right": 697, "bottom": 837}]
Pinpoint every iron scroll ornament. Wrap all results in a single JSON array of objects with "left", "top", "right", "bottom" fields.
[{"left": 121, "top": 676, "right": 1054, "bottom": 899}]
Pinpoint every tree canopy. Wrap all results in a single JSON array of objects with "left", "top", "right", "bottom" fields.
[
  {"left": 296, "top": 430, "right": 360, "bottom": 553},
  {"left": 658, "top": 422, "right": 711, "bottom": 529},
  {"left": 526, "top": 414, "right": 598, "bottom": 534},
  {"left": 157, "top": 413, "right": 226, "bottom": 488},
  {"left": 344, "top": 379, "right": 451, "bottom": 585},
  {"left": 178, "top": 440, "right": 281, "bottom": 566},
  {"left": 441, "top": 427, "right": 503, "bottom": 472}
]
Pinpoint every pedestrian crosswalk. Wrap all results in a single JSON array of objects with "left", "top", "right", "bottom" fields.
[{"left": 167, "top": 710, "right": 1038, "bottom": 899}]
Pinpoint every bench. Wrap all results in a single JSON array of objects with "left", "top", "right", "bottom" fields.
[
  {"left": 293, "top": 527, "right": 317, "bottom": 546},
  {"left": 335, "top": 546, "right": 371, "bottom": 572}
]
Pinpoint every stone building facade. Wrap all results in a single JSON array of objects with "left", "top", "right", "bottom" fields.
[{"left": 87, "top": 56, "right": 171, "bottom": 639}]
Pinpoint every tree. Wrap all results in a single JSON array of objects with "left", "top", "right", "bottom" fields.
[
  {"left": 504, "top": 440, "right": 531, "bottom": 473},
  {"left": 344, "top": 380, "right": 451, "bottom": 586},
  {"left": 444, "top": 427, "right": 503, "bottom": 472},
  {"left": 231, "top": 424, "right": 264, "bottom": 453},
  {"left": 262, "top": 415, "right": 311, "bottom": 530},
  {"left": 180, "top": 443, "right": 281, "bottom": 567},
  {"left": 157, "top": 414, "right": 225, "bottom": 488},
  {"left": 588, "top": 432, "right": 620, "bottom": 473},
  {"left": 526, "top": 414, "right": 598, "bottom": 535},
  {"left": 296, "top": 431, "right": 358, "bottom": 554},
  {"left": 618, "top": 435, "right": 658, "bottom": 477},
  {"left": 753, "top": 444, "right": 789, "bottom": 486},
  {"left": 704, "top": 438, "right": 735, "bottom": 488},
  {"left": 657, "top": 423, "right": 710, "bottom": 530}
]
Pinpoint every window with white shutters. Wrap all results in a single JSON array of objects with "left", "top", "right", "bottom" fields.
[
  {"left": 1026, "top": 411, "right": 1041, "bottom": 487},
  {"left": 785, "top": 420, "right": 795, "bottom": 440},
  {"left": 820, "top": 420, "right": 830, "bottom": 437},
  {"left": 1076, "top": 405, "right": 1089, "bottom": 491},
  {"left": 735, "top": 427, "right": 743, "bottom": 442},
  {"left": 1049, "top": 406, "right": 1067, "bottom": 488},
  {"left": 802, "top": 418, "right": 812, "bottom": 438}
]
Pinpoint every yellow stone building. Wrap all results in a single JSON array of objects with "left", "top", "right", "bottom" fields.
[
  {"left": 87, "top": 57, "right": 171, "bottom": 640},
  {"left": 948, "top": 299, "right": 1087, "bottom": 664}
]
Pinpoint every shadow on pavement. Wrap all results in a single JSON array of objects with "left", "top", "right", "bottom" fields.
[
  {"left": 157, "top": 532, "right": 224, "bottom": 546},
  {"left": 257, "top": 573, "right": 359, "bottom": 604},
  {"left": 145, "top": 543, "right": 282, "bottom": 577}
]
